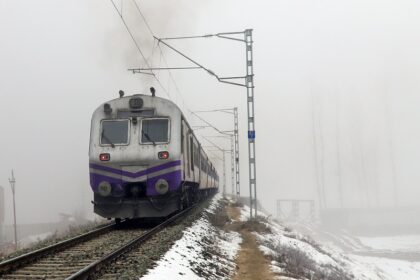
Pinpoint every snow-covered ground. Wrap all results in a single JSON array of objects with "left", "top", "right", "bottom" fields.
[
  {"left": 350, "top": 255, "right": 420, "bottom": 280},
  {"left": 358, "top": 234, "right": 420, "bottom": 252},
  {"left": 241, "top": 205, "right": 353, "bottom": 279},
  {"left": 346, "top": 234, "right": 420, "bottom": 280},
  {"left": 139, "top": 197, "right": 420, "bottom": 279},
  {"left": 140, "top": 196, "right": 241, "bottom": 280},
  {"left": 242, "top": 205, "right": 420, "bottom": 280}
]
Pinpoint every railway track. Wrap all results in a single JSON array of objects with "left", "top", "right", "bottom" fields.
[{"left": 0, "top": 206, "right": 194, "bottom": 280}]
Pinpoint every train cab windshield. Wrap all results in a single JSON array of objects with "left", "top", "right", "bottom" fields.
[
  {"left": 141, "top": 118, "right": 169, "bottom": 144},
  {"left": 101, "top": 119, "right": 130, "bottom": 146}
]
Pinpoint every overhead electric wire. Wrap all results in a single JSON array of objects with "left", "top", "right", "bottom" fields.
[
  {"left": 132, "top": 0, "right": 155, "bottom": 36},
  {"left": 190, "top": 111, "right": 232, "bottom": 136},
  {"left": 111, "top": 0, "right": 225, "bottom": 174},
  {"left": 194, "top": 108, "right": 234, "bottom": 114},
  {"left": 110, "top": 0, "right": 173, "bottom": 101},
  {"left": 110, "top": 0, "right": 151, "bottom": 74},
  {"left": 131, "top": 0, "right": 189, "bottom": 114},
  {"left": 202, "top": 136, "right": 226, "bottom": 152}
]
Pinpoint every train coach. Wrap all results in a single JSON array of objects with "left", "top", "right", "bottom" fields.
[{"left": 89, "top": 89, "right": 219, "bottom": 221}]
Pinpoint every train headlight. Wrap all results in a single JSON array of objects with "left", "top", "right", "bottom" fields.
[
  {"left": 155, "top": 179, "right": 169, "bottom": 195},
  {"left": 98, "top": 181, "right": 112, "bottom": 196}
]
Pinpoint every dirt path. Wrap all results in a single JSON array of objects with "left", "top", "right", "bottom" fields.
[{"left": 226, "top": 205, "right": 276, "bottom": 280}]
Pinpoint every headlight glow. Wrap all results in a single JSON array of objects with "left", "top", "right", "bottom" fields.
[
  {"left": 98, "top": 181, "right": 112, "bottom": 196},
  {"left": 155, "top": 179, "right": 169, "bottom": 195}
]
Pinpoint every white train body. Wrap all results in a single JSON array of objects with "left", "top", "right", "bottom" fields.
[{"left": 89, "top": 94, "right": 219, "bottom": 219}]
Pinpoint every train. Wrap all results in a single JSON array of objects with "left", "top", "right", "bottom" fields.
[{"left": 89, "top": 89, "right": 219, "bottom": 221}]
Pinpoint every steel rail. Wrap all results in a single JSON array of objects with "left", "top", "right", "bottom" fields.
[
  {"left": 66, "top": 206, "right": 195, "bottom": 280},
  {"left": 0, "top": 222, "right": 115, "bottom": 276}
]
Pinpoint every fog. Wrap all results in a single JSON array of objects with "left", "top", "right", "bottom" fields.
[{"left": 1, "top": 0, "right": 420, "bottom": 233}]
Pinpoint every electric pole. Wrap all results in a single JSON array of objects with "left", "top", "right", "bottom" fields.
[{"left": 9, "top": 170, "right": 17, "bottom": 250}]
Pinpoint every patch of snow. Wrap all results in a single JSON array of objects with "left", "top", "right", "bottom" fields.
[
  {"left": 278, "top": 221, "right": 420, "bottom": 279},
  {"left": 347, "top": 255, "right": 420, "bottom": 280},
  {"left": 239, "top": 205, "right": 250, "bottom": 222},
  {"left": 255, "top": 220, "right": 338, "bottom": 267},
  {"left": 140, "top": 196, "right": 242, "bottom": 280},
  {"left": 358, "top": 235, "right": 420, "bottom": 252}
]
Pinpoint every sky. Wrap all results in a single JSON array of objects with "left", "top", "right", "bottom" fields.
[{"left": 1, "top": 0, "right": 420, "bottom": 225}]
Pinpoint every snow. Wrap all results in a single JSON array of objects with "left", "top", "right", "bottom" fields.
[
  {"left": 140, "top": 196, "right": 242, "bottom": 280},
  {"left": 237, "top": 205, "right": 347, "bottom": 279},
  {"left": 314, "top": 231, "right": 420, "bottom": 279},
  {"left": 358, "top": 235, "right": 420, "bottom": 252},
  {"left": 348, "top": 255, "right": 420, "bottom": 280},
  {"left": 140, "top": 198, "right": 420, "bottom": 280},
  {"left": 248, "top": 216, "right": 345, "bottom": 279},
  {"left": 238, "top": 205, "right": 420, "bottom": 280}
]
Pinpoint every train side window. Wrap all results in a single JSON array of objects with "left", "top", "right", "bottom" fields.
[
  {"left": 194, "top": 145, "right": 199, "bottom": 166},
  {"left": 141, "top": 118, "right": 170, "bottom": 144},
  {"left": 181, "top": 123, "right": 184, "bottom": 153},
  {"left": 100, "top": 119, "right": 130, "bottom": 146},
  {"left": 190, "top": 136, "right": 194, "bottom": 170}
]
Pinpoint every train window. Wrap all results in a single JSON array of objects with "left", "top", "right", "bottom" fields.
[
  {"left": 141, "top": 118, "right": 170, "bottom": 144},
  {"left": 190, "top": 137, "right": 194, "bottom": 170},
  {"left": 100, "top": 119, "right": 130, "bottom": 146},
  {"left": 194, "top": 145, "right": 199, "bottom": 166}
]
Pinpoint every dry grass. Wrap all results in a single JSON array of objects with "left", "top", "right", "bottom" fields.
[
  {"left": 240, "top": 220, "right": 271, "bottom": 234},
  {"left": 265, "top": 243, "right": 353, "bottom": 280},
  {"left": 207, "top": 203, "right": 231, "bottom": 229},
  {"left": 229, "top": 201, "right": 244, "bottom": 207}
]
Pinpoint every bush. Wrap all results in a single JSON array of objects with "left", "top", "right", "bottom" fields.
[
  {"left": 266, "top": 243, "right": 353, "bottom": 280},
  {"left": 241, "top": 219, "right": 271, "bottom": 234},
  {"left": 207, "top": 204, "right": 231, "bottom": 228}
]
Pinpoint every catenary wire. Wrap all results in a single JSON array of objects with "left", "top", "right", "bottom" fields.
[
  {"left": 110, "top": 0, "right": 173, "bottom": 100},
  {"left": 132, "top": 0, "right": 190, "bottom": 115}
]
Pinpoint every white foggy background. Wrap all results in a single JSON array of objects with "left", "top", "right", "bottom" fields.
[{"left": 1, "top": 0, "right": 420, "bottom": 225}]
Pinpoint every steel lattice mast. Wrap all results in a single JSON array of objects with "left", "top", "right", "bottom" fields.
[{"left": 244, "top": 30, "right": 257, "bottom": 218}]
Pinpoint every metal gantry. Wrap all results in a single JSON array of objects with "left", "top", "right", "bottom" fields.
[
  {"left": 202, "top": 136, "right": 232, "bottom": 198},
  {"left": 192, "top": 108, "right": 240, "bottom": 199},
  {"left": 131, "top": 29, "right": 258, "bottom": 219},
  {"left": 204, "top": 136, "right": 234, "bottom": 198}
]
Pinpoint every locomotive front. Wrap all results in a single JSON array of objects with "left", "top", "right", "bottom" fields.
[{"left": 88, "top": 94, "right": 182, "bottom": 220}]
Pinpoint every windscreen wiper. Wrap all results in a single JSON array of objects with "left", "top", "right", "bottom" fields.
[
  {"left": 142, "top": 130, "right": 156, "bottom": 146},
  {"left": 102, "top": 129, "right": 115, "bottom": 148}
]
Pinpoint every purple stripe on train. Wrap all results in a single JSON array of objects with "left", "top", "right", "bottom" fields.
[
  {"left": 89, "top": 160, "right": 181, "bottom": 178},
  {"left": 90, "top": 170, "right": 182, "bottom": 196}
]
